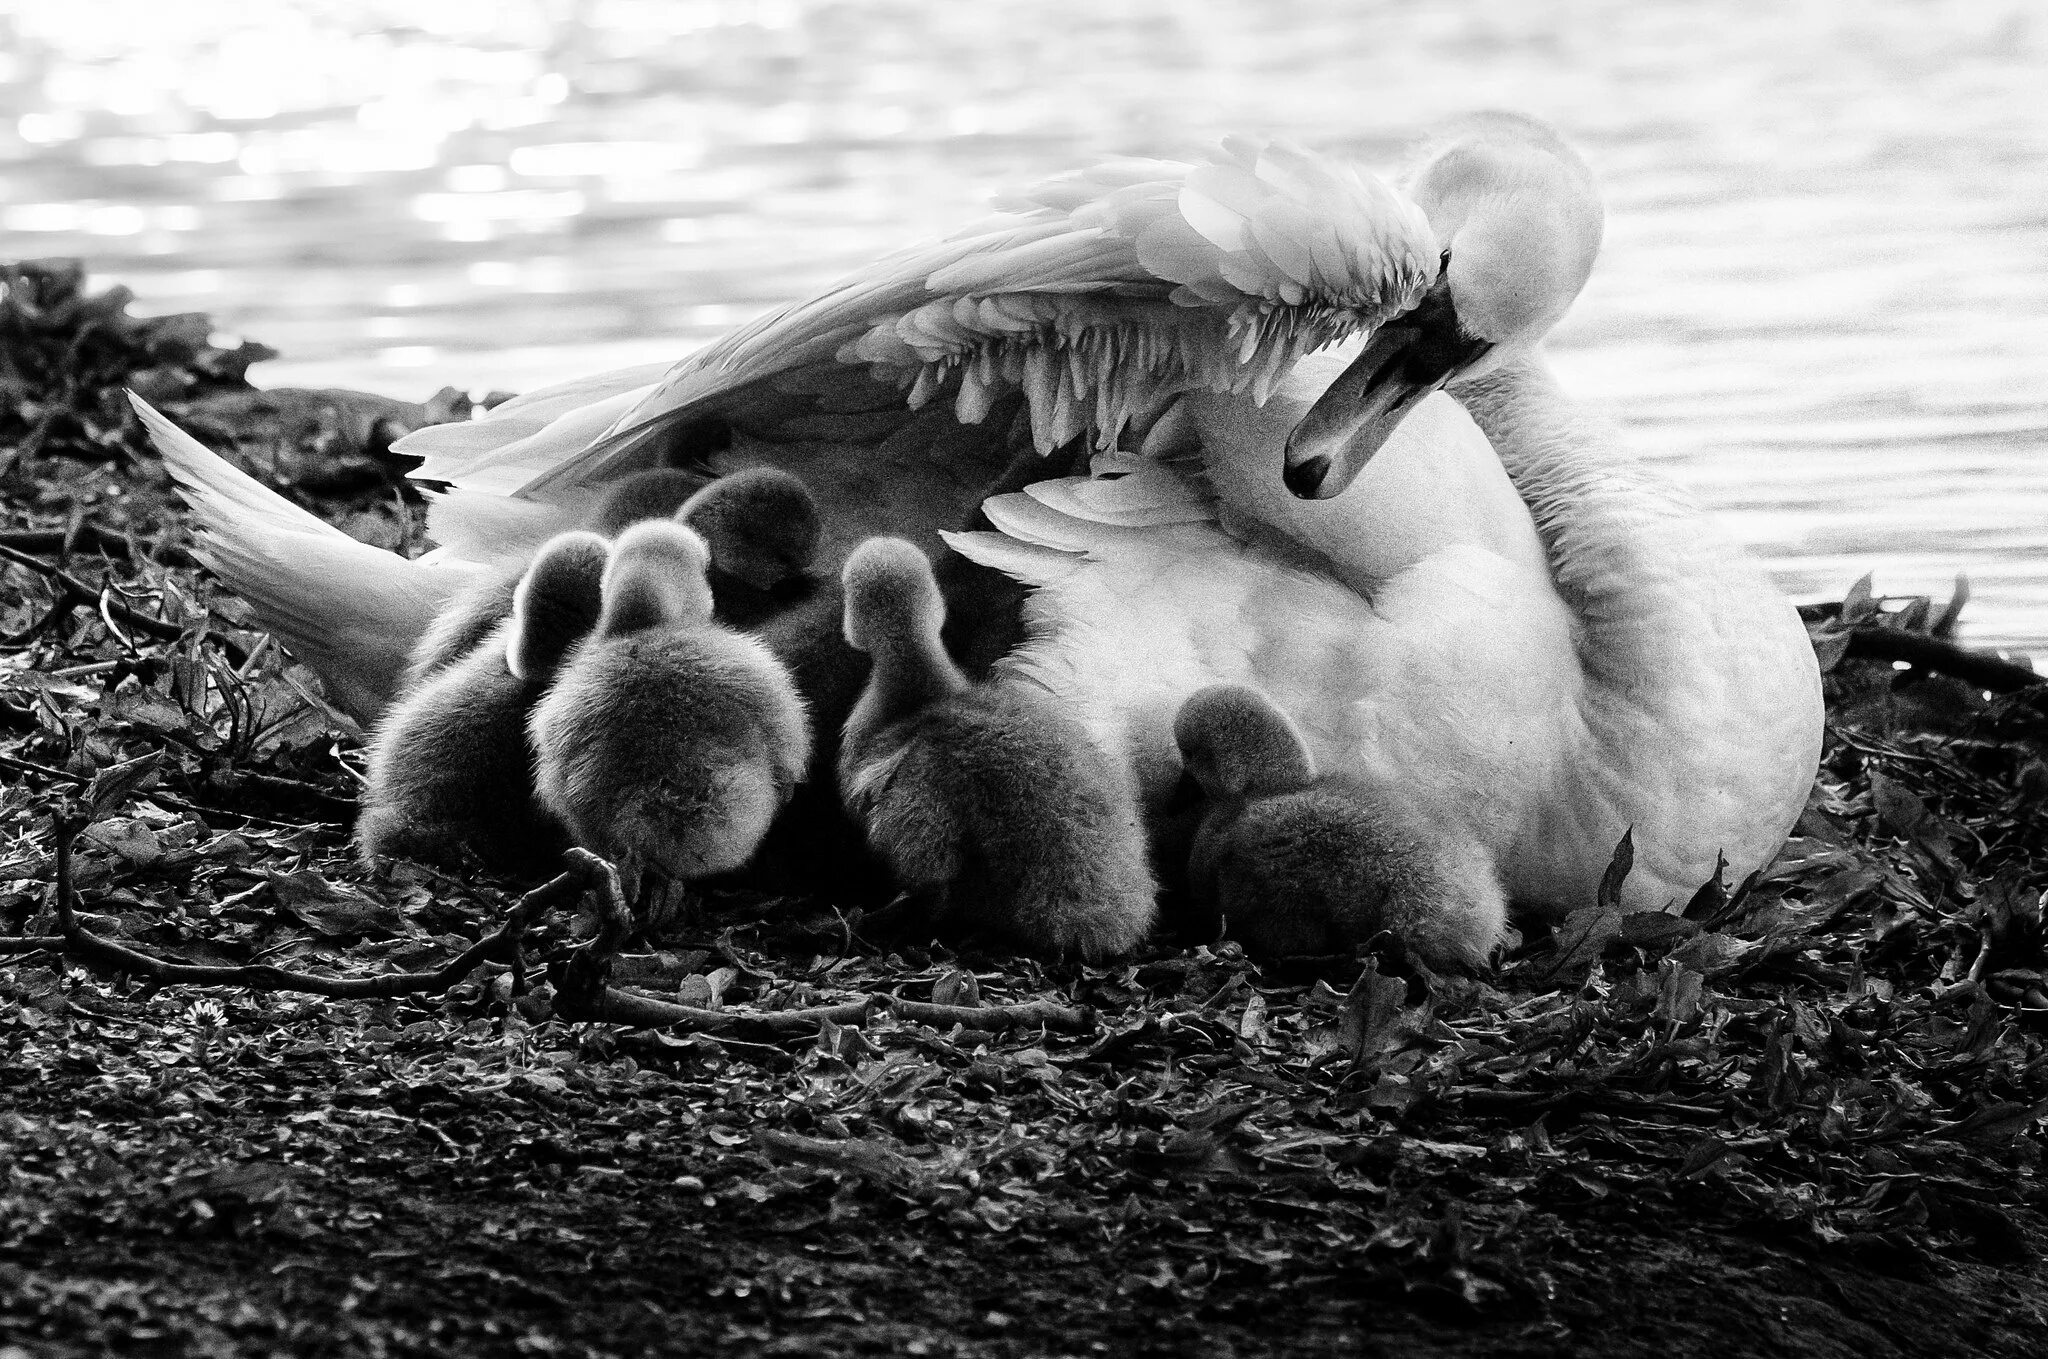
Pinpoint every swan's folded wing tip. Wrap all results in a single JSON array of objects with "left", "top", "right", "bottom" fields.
[
  {"left": 1019, "top": 462, "right": 1213, "bottom": 529},
  {"left": 939, "top": 529, "right": 1084, "bottom": 586}
]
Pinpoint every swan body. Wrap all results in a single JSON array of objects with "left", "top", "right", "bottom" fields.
[
  {"left": 147, "top": 124, "right": 1512, "bottom": 715},
  {"left": 529, "top": 520, "right": 812, "bottom": 883},
  {"left": 165, "top": 112, "right": 1821, "bottom": 926},
  {"left": 839, "top": 537, "right": 1155, "bottom": 960},
  {"left": 946, "top": 350, "right": 1820, "bottom": 911},
  {"left": 357, "top": 531, "right": 609, "bottom": 873},
  {"left": 1173, "top": 684, "right": 1505, "bottom": 967}
]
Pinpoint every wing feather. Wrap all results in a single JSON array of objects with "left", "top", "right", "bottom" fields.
[
  {"left": 939, "top": 528, "right": 1084, "bottom": 588},
  {"left": 396, "top": 138, "right": 1437, "bottom": 503}
]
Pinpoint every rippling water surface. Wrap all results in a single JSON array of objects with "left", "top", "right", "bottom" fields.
[{"left": 4, "top": 0, "right": 2044, "bottom": 654}]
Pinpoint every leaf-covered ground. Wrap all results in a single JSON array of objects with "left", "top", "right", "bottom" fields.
[{"left": 3, "top": 260, "right": 2046, "bottom": 1357}]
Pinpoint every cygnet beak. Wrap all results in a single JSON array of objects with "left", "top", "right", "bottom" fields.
[
  {"left": 1161, "top": 767, "right": 1206, "bottom": 816},
  {"left": 768, "top": 571, "right": 820, "bottom": 606},
  {"left": 1282, "top": 276, "right": 1492, "bottom": 501}
]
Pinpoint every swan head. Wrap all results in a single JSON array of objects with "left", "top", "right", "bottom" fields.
[
  {"left": 587, "top": 468, "right": 703, "bottom": 537},
  {"left": 841, "top": 536, "right": 943, "bottom": 654},
  {"left": 506, "top": 530, "right": 609, "bottom": 679},
  {"left": 597, "top": 520, "right": 715, "bottom": 636},
  {"left": 1173, "top": 684, "right": 1319, "bottom": 803},
  {"left": 1283, "top": 112, "right": 1603, "bottom": 500},
  {"left": 678, "top": 467, "right": 821, "bottom": 593}
]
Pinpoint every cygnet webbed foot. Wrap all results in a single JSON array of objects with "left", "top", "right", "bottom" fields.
[{"left": 613, "top": 856, "right": 696, "bottom": 942}]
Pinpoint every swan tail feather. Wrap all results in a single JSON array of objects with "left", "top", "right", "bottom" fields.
[{"left": 133, "top": 393, "right": 475, "bottom": 721}]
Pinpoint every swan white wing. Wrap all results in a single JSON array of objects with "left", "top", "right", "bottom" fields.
[
  {"left": 133, "top": 395, "right": 484, "bottom": 722},
  {"left": 399, "top": 363, "right": 669, "bottom": 493},
  {"left": 395, "top": 139, "right": 1437, "bottom": 502},
  {"left": 418, "top": 489, "right": 587, "bottom": 569}
]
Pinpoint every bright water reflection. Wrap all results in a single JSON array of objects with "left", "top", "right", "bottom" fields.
[{"left": 3, "top": 0, "right": 2044, "bottom": 654}]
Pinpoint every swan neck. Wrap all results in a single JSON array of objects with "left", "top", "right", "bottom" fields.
[{"left": 1452, "top": 356, "right": 1623, "bottom": 544}]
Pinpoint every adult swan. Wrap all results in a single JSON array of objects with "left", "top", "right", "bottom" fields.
[{"left": 154, "top": 112, "right": 1824, "bottom": 952}]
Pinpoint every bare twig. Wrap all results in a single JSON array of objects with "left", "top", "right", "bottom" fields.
[
  {"left": 888, "top": 997, "right": 1095, "bottom": 1033},
  {"left": 234, "top": 633, "right": 272, "bottom": 680},
  {"left": 0, "top": 749, "right": 321, "bottom": 831},
  {"left": 567, "top": 991, "right": 1094, "bottom": 1038},
  {"left": 755, "top": 1129, "right": 930, "bottom": 1192},
  {"left": 545, "top": 859, "right": 879, "bottom": 1038},
  {"left": 15, "top": 820, "right": 602, "bottom": 999},
  {"left": 0, "top": 936, "right": 67, "bottom": 955},
  {"left": 196, "top": 763, "right": 357, "bottom": 820},
  {"left": 0, "top": 525, "right": 136, "bottom": 561},
  {"left": 569, "top": 987, "right": 877, "bottom": 1038},
  {"left": 1967, "top": 925, "right": 1996, "bottom": 986},
  {"left": 0, "top": 542, "right": 248, "bottom": 665},
  {"left": 0, "top": 751, "right": 95, "bottom": 787},
  {"left": 47, "top": 660, "right": 119, "bottom": 680}
]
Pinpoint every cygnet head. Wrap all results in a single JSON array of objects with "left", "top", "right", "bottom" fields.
[
  {"left": 505, "top": 530, "right": 609, "bottom": 680},
  {"left": 587, "top": 469, "right": 703, "bottom": 538},
  {"left": 1284, "top": 111, "right": 1604, "bottom": 500},
  {"left": 678, "top": 468, "right": 820, "bottom": 592},
  {"left": 1173, "top": 684, "right": 1319, "bottom": 803},
  {"left": 598, "top": 520, "right": 715, "bottom": 637},
  {"left": 840, "top": 536, "right": 944, "bottom": 655}
]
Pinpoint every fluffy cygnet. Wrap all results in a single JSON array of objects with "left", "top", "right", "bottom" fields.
[
  {"left": 837, "top": 536, "right": 1156, "bottom": 961},
  {"left": 404, "top": 466, "right": 819, "bottom": 689},
  {"left": 356, "top": 531, "right": 609, "bottom": 874},
  {"left": 528, "top": 519, "right": 811, "bottom": 889},
  {"left": 674, "top": 467, "right": 822, "bottom": 627},
  {"left": 1173, "top": 684, "right": 1506, "bottom": 969}
]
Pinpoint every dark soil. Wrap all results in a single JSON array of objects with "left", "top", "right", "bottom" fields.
[{"left": 3, "top": 259, "right": 2046, "bottom": 1357}]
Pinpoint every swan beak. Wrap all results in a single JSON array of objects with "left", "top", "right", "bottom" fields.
[{"left": 1282, "top": 289, "right": 1493, "bottom": 501}]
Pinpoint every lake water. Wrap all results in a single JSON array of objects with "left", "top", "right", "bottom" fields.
[{"left": 4, "top": 0, "right": 2044, "bottom": 657}]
